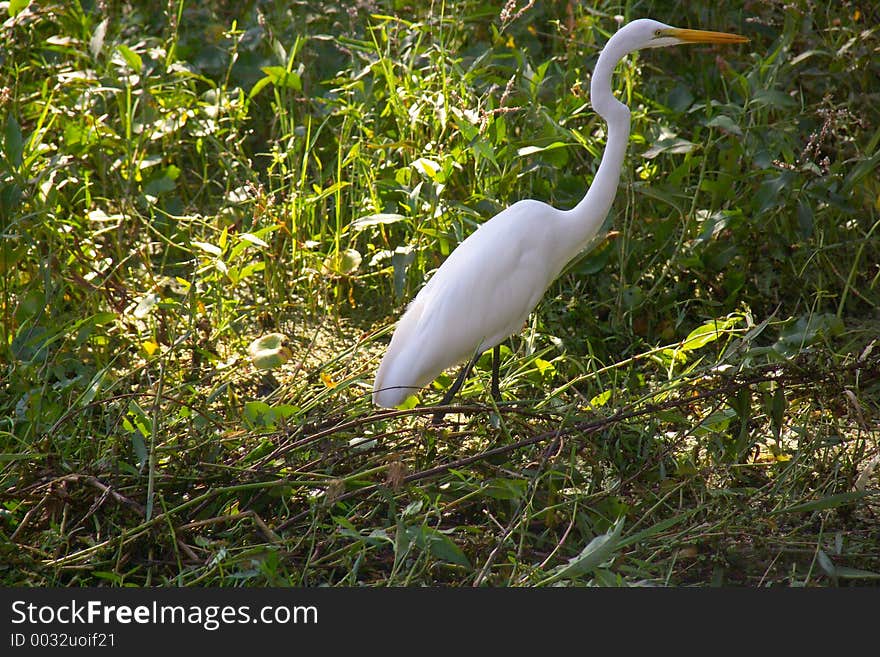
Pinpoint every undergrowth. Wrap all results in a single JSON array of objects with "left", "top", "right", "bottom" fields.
[{"left": 1, "top": 0, "right": 878, "bottom": 586}]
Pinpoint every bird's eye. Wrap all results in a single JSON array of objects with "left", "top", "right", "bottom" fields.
[{"left": 654, "top": 29, "right": 662, "bottom": 37}]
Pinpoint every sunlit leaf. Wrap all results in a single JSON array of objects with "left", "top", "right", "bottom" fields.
[
  {"left": 192, "top": 241, "right": 223, "bottom": 256},
  {"left": 248, "top": 333, "right": 292, "bottom": 370},
  {"left": 681, "top": 315, "right": 743, "bottom": 352},
  {"left": 534, "top": 358, "right": 555, "bottom": 377},
  {"left": 516, "top": 141, "right": 568, "bottom": 157},
  {"left": 411, "top": 157, "right": 441, "bottom": 181},
  {"left": 239, "top": 233, "right": 269, "bottom": 248},
  {"left": 116, "top": 44, "right": 143, "bottom": 72},
  {"left": 90, "top": 18, "right": 109, "bottom": 58},
  {"left": 258, "top": 65, "right": 302, "bottom": 91},
  {"left": 322, "top": 248, "right": 362, "bottom": 275},
  {"left": 351, "top": 213, "right": 406, "bottom": 230},
  {"left": 8, "top": 0, "right": 31, "bottom": 17},
  {"left": 391, "top": 246, "right": 415, "bottom": 300},
  {"left": 132, "top": 292, "right": 160, "bottom": 319}
]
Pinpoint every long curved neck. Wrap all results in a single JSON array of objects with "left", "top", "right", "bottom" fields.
[{"left": 561, "top": 33, "right": 634, "bottom": 259}]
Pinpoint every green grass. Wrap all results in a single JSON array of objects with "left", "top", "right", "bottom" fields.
[{"left": 1, "top": 0, "right": 878, "bottom": 586}]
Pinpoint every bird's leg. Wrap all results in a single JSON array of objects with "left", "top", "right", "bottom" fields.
[
  {"left": 431, "top": 352, "right": 480, "bottom": 425},
  {"left": 491, "top": 344, "right": 501, "bottom": 402}
]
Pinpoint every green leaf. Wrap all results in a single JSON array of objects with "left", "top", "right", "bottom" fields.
[
  {"left": 770, "top": 387, "right": 787, "bottom": 431},
  {"left": 81, "top": 370, "right": 108, "bottom": 406},
  {"left": 772, "top": 491, "right": 875, "bottom": 515},
  {"left": 238, "top": 261, "right": 266, "bottom": 281},
  {"left": 589, "top": 389, "right": 612, "bottom": 408},
  {"left": 4, "top": 115, "right": 23, "bottom": 168},
  {"left": 411, "top": 157, "right": 441, "bottom": 181},
  {"left": 796, "top": 199, "right": 814, "bottom": 239},
  {"left": 309, "top": 180, "right": 350, "bottom": 202},
  {"left": 143, "top": 168, "right": 179, "bottom": 197},
  {"left": 541, "top": 517, "right": 625, "bottom": 584},
  {"left": 773, "top": 313, "right": 844, "bottom": 355},
  {"left": 239, "top": 232, "right": 269, "bottom": 248},
  {"left": 667, "top": 83, "right": 694, "bottom": 112},
  {"left": 248, "top": 75, "right": 274, "bottom": 99},
  {"left": 753, "top": 172, "right": 794, "bottom": 213},
  {"left": 243, "top": 401, "right": 273, "bottom": 427},
  {"left": 322, "top": 249, "right": 362, "bottom": 275},
  {"left": 816, "top": 549, "right": 836, "bottom": 577},
  {"left": 842, "top": 151, "right": 880, "bottom": 195},
  {"left": 351, "top": 213, "right": 406, "bottom": 230},
  {"left": 391, "top": 247, "right": 415, "bottom": 300},
  {"left": 248, "top": 333, "right": 293, "bottom": 370},
  {"left": 408, "top": 526, "right": 471, "bottom": 567},
  {"left": 516, "top": 141, "right": 569, "bottom": 157},
  {"left": 750, "top": 88, "right": 797, "bottom": 110},
  {"left": 694, "top": 408, "right": 737, "bottom": 437},
  {"left": 618, "top": 509, "right": 698, "bottom": 548},
  {"left": 258, "top": 66, "right": 302, "bottom": 91},
  {"left": 129, "top": 425, "right": 148, "bottom": 468},
  {"left": 621, "top": 284, "right": 643, "bottom": 311},
  {"left": 681, "top": 315, "right": 743, "bottom": 352},
  {"left": 191, "top": 241, "right": 223, "bottom": 256},
  {"left": 642, "top": 136, "right": 696, "bottom": 159},
  {"left": 706, "top": 115, "right": 743, "bottom": 137},
  {"left": 0, "top": 451, "right": 46, "bottom": 463},
  {"left": 832, "top": 566, "right": 880, "bottom": 580},
  {"left": 117, "top": 44, "right": 143, "bottom": 72},
  {"left": 8, "top": 0, "right": 31, "bottom": 18},
  {"left": 74, "top": 311, "right": 117, "bottom": 347},
  {"left": 0, "top": 181, "right": 22, "bottom": 216},
  {"left": 483, "top": 478, "right": 527, "bottom": 500},
  {"left": 92, "top": 571, "right": 125, "bottom": 585},
  {"left": 533, "top": 357, "right": 555, "bottom": 377}
]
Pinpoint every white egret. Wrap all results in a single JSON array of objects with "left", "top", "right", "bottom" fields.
[{"left": 372, "top": 18, "right": 748, "bottom": 417}]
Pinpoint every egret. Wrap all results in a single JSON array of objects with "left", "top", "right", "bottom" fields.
[{"left": 372, "top": 18, "right": 748, "bottom": 418}]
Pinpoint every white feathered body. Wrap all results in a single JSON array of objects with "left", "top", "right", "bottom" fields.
[{"left": 372, "top": 200, "right": 585, "bottom": 407}]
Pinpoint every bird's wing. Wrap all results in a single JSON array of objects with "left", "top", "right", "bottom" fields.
[
  {"left": 373, "top": 201, "right": 563, "bottom": 406},
  {"left": 406, "top": 203, "right": 562, "bottom": 368}
]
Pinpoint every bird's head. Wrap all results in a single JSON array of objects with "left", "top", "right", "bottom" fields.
[{"left": 616, "top": 18, "right": 748, "bottom": 52}]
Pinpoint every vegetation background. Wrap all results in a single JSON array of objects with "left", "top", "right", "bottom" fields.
[{"left": 2, "top": 0, "right": 878, "bottom": 586}]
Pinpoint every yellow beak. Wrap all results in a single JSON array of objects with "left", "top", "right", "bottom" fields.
[{"left": 665, "top": 28, "right": 749, "bottom": 44}]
